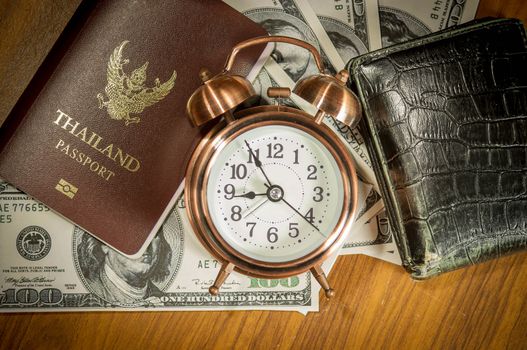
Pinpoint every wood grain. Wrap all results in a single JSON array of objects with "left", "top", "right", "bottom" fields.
[{"left": 1, "top": 1, "right": 527, "bottom": 349}]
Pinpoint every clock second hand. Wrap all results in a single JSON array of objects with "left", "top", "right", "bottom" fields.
[
  {"left": 241, "top": 197, "right": 269, "bottom": 218},
  {"left": 264, "top": 183, "right": 321, "bottom": 233},
  {"left": 281, "top": 197, "right": 321, "bottom": 233}
]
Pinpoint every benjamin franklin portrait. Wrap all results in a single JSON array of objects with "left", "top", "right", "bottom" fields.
[
  {"left": 318, "top": 15, "right": 368, "bottom": 73},
  {"left": 74, "top": 209, "right": 183, "bottom": 306},
  {"left": 259, "top": 17, "right": 319, "bottom": 82},
  {"left": 245, "top": 9, "right": 320, "bottom": 105},
  {"left": 380, "top": 8, "right": 431, "bottom": 47}
]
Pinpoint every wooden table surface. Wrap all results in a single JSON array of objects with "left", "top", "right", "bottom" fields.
[{"left": 1, "top": 1, "right": 526, "bottom": 349}]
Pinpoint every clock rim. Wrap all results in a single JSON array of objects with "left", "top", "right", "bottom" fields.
[{"left": 185, "top": 105, "right": 358, "bottom": 279}]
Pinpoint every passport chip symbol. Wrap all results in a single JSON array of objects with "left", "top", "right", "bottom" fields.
[{"left": 55, "top": 179, "right": 78, "bottom": 199}]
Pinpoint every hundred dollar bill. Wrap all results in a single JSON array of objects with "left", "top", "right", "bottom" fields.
[
  {"left": 225, "top": 0, "right": 345, "bottom": 71},
  {"left": 340, "top": 186, "right": 398, "bottom": 267},
  {"left": 340, "top": 191, "right": 404, "bottom": 266},
  {"left": 324, "top": 116, "right": 378, "bottom": 193},
  {"left": 308, "top": 0, "right": 382, "bottom": 65},
  {"left": 0, "top": 182, "right": 320, "bottom": 313},
  {"left": 379, "top": 0, "right": 479, "bottom": 47},
  {"left": 224, "top": 0, "right": 346, "bottom": 103},
  {"left": 342, "top": 210, "right": 402, "bottom": 265},
  {"left": 345, "top": 241, "right": 402, "bottom": 265}
]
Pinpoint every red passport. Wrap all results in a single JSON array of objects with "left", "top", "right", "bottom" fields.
[{"left": 0, "top": 0, "right": 268, "bottom": 256}]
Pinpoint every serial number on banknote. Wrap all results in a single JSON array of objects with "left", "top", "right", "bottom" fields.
[{"left": 0, "top": 202, "right": 50, "bottom": 213}]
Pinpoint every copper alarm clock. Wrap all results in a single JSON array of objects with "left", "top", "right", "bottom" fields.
[{"left": 185, "top": 36, "right": 361, "bottom": 298}]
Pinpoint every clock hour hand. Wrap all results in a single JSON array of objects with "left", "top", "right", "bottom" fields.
[
  {"left": 232, "top": 191, "right": 266, "bottom": 199},
  {"left": 244, "top": 140, "right": 272, "bottom": 186}
]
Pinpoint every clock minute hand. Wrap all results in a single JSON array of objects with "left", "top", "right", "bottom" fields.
[{"left": 244, "top": 140, "right": 272, "bottom": 186}]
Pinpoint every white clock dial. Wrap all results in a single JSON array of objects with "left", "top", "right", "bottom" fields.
[{"left": 206, "top": 124, "right": 344, "bottom": 263}]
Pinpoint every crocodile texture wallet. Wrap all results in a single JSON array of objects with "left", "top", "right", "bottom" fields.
[{"left": 348, "top": 18, "right": 527, "bottom": 278}]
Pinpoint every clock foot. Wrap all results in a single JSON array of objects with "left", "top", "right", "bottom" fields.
[
  {"left": 209, "top": 263, "right": 235, "bottom": 295},
  {"left": 311, "top": 264, "right": 334, "bottom": 298}
]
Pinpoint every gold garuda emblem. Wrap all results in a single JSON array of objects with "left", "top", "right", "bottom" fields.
[{"left": 97, "top": 41, "right": 177, "bottom": 126}]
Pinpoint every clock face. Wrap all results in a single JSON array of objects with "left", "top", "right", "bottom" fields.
[{"left": 206, "top": 124, "right": 344, "bottom": 263}]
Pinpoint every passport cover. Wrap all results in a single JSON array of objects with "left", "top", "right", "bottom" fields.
[
  {"left": 0, "top": 0, "right": 268, "bottom": 257},
  {"left": 348, "top": 18, "right": 527, "bottom": 278}
]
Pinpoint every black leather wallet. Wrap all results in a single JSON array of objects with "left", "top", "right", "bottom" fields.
[{"left": 348, "top": 18, "right": 527, "bottom": 278}]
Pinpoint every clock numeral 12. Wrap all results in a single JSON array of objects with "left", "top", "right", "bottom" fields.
[{"left": 267, "top": 143, "right": 283, "bottom": 158}]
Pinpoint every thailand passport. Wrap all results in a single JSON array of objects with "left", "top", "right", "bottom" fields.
[{"left": 0, "top": 0, "right": 268, "bottom": 256}]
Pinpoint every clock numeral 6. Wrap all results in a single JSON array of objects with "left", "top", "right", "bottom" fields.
[
  {"left": 230, "top": 164, "right": 247, "bottom": 179},
  {"left": 267, "top": 226, "right": 278, "bottom": 243},
  {"left": 307, "top": 165, "right": 317, "bottom": 180},
  {"left": 231, "top": 205, "right": 242, "bottom": 221},
  {"left": 313, "top": 186, "right": 324, "bottom": 202},
  {"left": 246, "top": 222, "right": 256, "bottom": 237},
  {"left": 288, "top": 222, "right": 299, "bottom": 238}
]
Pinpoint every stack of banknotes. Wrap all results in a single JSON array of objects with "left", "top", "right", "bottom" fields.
[{"left": 0, "top": 0, "right": 479, "bottom": 314}]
